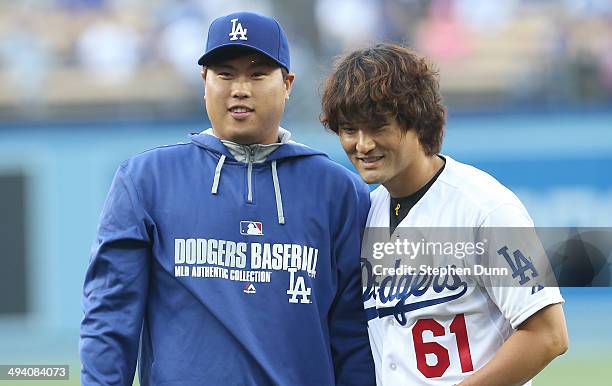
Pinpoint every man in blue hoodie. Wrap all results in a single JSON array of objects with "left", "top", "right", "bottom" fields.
[{"left": 80, "top": 11, "right": 375, "bottom": 386}]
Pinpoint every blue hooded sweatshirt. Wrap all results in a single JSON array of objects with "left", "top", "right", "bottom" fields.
[{"left": 80, "top": 129, "right": 375, "bottom": 386}]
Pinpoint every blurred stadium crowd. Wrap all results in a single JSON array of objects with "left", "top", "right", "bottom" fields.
[{"left": 0, "top": 0, "right": 611, "bottom": 121}]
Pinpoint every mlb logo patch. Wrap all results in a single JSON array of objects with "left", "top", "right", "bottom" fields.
[{"left": 240, "top": 221, "right": 263, "bottom": 236}]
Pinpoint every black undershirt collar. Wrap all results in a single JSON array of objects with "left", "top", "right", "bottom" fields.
[{"left": 389, "top": 156, "right": 446, "bottom": 234}]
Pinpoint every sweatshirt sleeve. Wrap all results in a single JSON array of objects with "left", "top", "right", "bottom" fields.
[
  {"left": 80, "top": 163, "right": 151, "bottom": 386},
  {"left": 328, "top": 178, "right": 376, "bottom": 386}
]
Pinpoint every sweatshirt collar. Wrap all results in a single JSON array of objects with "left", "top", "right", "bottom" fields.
[
  {"left": 203, "top": 127, "right": 290, "bottom": 163},
  {"left": 190, "top": 127, "right": 324, "bottom": 162}
]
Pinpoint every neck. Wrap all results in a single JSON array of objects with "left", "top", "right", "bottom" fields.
[{"left": 386, "top": 154, "right": 443, "bottom": 198}]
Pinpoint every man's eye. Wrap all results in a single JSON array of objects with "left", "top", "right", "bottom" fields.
[
  {"left": 340, "top": 127, "right": 355, "bottom": 134},
  {"left": 218, "top": 72, "right": 232, "bottom": 78},
  {"left": 252, "top": 72, "right": 266, "bottom": 78}
]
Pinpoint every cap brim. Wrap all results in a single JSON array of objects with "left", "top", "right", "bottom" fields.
[{"left": 197, "top": 43, "right": 288, "bottom": 71}]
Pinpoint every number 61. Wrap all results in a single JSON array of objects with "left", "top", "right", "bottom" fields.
[{"left": 412, "top": 314, "right": 474, "bottom": 378}]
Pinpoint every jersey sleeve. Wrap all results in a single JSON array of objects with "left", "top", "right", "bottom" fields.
[
  {"left": 80, "top": 163, "right": 151, "bottom": 385},
  {"left": 328, "top": 178, "right": 376, "bottom": 386},
  {"left": 477, "top": 203, "right": 564, "bottom": 329}
]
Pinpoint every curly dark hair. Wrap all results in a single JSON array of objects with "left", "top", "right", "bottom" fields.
[{"left": 320, "top": 43, "right": 446, "bottom": 155}]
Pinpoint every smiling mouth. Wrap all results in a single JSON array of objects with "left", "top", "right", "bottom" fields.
[
  {"left": 228, "top": 106, "right": 254, "bottom": 113},
  {"left": 358, "top": 156, "right": 383, "bottom": 162},
  {"left": 357, "top": 156, "right": 384, "bottom": 167},
  {"left": 228, "top": 106, "right": 254, "bottom": 120}
]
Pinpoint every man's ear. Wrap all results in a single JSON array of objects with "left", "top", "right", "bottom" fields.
[
  {"left": 201, "top": 67, "right": 208, "bottom": 99},
  {"left": 284, "top": 73, "right": 295, "bottom": 100}
]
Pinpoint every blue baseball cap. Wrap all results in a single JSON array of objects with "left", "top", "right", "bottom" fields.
[{"left": 198, "top": 12, "right": 290, "bottom": 71}]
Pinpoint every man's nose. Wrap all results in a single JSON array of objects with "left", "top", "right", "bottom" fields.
[
  {"left": 355, "top": 130, "right": 375, "bottom": 154},
  {"left": 231, "top": 78, "right": 251, "bottom": 98}
]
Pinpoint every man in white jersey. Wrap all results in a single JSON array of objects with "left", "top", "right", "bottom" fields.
[{"left": 321, "top": 43, "right": 568, "bottom": 386}]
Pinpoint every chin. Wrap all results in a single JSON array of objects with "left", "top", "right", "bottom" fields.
[
  {"left": 358, "top": 171, "right": 383, "bottom": 185},
  {"left": 227, "top": 130, "right": 259, "bottom": 144}
]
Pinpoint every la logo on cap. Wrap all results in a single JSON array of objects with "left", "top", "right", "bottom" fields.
[{"left": 229, "top": 18, "right": 247, "bottom": 41}]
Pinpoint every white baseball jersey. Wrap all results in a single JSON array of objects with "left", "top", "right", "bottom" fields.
[{"left": 364, "top": 155, "right": 564, "bottom": 386}]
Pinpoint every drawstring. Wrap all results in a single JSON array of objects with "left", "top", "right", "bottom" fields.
[
  {"left": 211, "top": 155, "right": 226, "bottom": 194},
  {"left": 247, "top": 159, "right": 253, "bottom": 203},
  {"left": 271, "top": 160, "right": 285, "bottom": 224},
  {"left": 210, "top": 153, "right": 285, "bottom": 225}
]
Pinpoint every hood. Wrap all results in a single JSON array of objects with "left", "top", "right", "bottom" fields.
[
  {"left": 190, "top": 127, "right": 325, "bottom": 162},
  {"left": 189, "top": 127, "right": 326, "bottom": 226}
]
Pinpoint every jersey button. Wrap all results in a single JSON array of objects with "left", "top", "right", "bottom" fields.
[{"left": 390, "top": 363, "right": 397, "bottom": 371}]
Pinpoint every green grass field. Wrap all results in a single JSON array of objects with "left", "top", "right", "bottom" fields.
[{"left": 535, "top": 355, "right": 612, "bottom": 385}]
